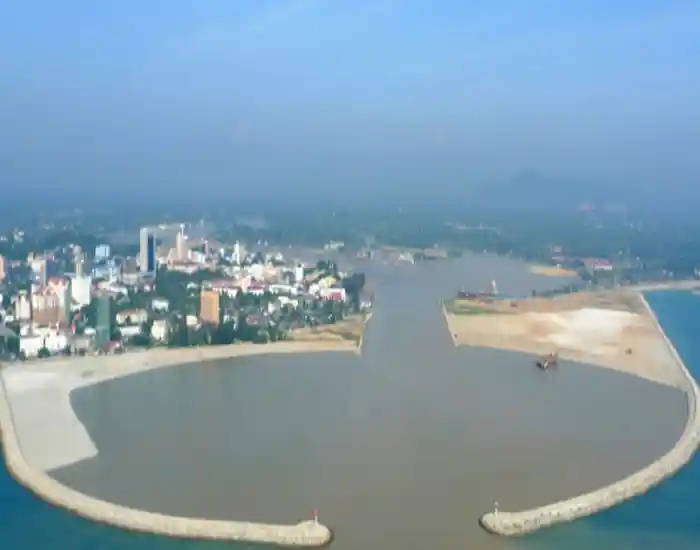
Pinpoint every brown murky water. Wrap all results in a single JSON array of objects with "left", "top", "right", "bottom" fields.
[{"left": 52, "top": 255, "right": 687, "bottom": 550}]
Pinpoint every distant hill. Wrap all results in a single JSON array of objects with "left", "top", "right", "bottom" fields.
[{"left": 468, "top": 171, "right": 638, "bottom": 214}]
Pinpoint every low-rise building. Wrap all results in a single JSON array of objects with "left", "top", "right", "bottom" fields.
[
  {"left": 116, "top": 308, "right": 148, "bottom": 326},
  {"left": 119, "top": 324, "right": 143, "bottom": 339},
  {"left": 320, "top": 287, "right": 346, "bottom": 301},
  {"left": 151, "top": 297, "right": 169, "bottom": 313},
  {"left": 19, "top": 325, "right": 69, "bottom": 357}
]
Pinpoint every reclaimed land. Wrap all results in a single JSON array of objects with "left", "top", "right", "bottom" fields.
[
  {"left": 443, "top": 290, "right": 685, "bottom": 387},
  {"left": 0, "top": 341, "right": 358, "bottom": 546},
  {"left": 290, "top": 312, "right": 373, "bottom": 355},
  {"left": 477, "top": 294, "right": 700, "bottom": 535}
]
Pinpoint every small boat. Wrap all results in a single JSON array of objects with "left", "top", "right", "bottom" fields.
[{"left": 536, "top": 352, "right": 558, "bottom": 370}]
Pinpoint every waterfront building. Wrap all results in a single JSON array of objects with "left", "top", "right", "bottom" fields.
[{"left": 94, "top": 293, "right": 114, "bottom": 347}]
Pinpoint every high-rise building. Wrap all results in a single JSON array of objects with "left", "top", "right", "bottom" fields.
[
  {"left": 233, "top": 241, "right": 241, "bottom": 265},
  {"left": 30, "top": 286, "right": 62, "bottom": 326},
  {"left": 176, "top": 225, "right": 188, "bottom": 262},
  {"left": 199, "top": 290, "right": 221, "bottom": 326},
  {"left": 94, "top": 244, "right": 111, "bottom": 261},
  {"left": 139, "top": 227, "right": 157, "bottom": 276},
  {"left": 47, "top": 277, "right": 72, "bottom": 326},
  {"left": 30, "top": 257, "right": 47, "bottom": 287},
  {"left": 94, "top": 293, "right": 114, "bottom": 347},
  {"left": 75, "top": 252, "right": 85, "bottom": 278},
  {"left": 0, "top": 254, "right": 5, "bottom": 281}
]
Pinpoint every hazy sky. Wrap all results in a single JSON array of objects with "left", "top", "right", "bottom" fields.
[{"left": 2, "top": 0, "right": 699, "bottom": 204}]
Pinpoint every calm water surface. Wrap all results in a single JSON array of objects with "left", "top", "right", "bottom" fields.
[{"left": 2, "top": 257, "right": 698, "bottom": 550}]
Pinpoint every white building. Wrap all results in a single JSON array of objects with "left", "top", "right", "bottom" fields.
[
  {"left": 13, "top": 291, "right": 31, "bottom": 322},
  {"left": 19, "top": 325, "right": 69, "bottom": 357},
  {"left": 119, "top": 325, "right": 143, "bottom": 339},
  {"left": 151, "top": 297, "right": 169, "bottom": 313},
  {"left": 294, "top": 264, "right": 305, "bottom": 284},
  {"left": 176, "top": 227, "right": 188, "bottom": 262},
  {"left": 151, "top": 319, "right": 169, "bottom": 342},
  {"left": 116, "top": 308, "right": 148, "bottom": 326},
  {"left": 95, "top": 244, "right": 111, "bottom": 261},
  {"left": 70, "top": 275, "right": 93, "bottom": 310}
]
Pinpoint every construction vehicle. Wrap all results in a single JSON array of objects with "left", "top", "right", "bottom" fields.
[{"left": 536, "top": 352, "right": 558, "bottom": 370}]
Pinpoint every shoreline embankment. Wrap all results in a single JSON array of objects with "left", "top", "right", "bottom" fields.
[
  {"left": 0, "top": 342, "right": 349, "bottom": 546},
  {"left": 441, "top": 302, "right": 459, "bottom": 347},
  {"left": 480, "top": 292, "right": 700, "bottom": 535}
]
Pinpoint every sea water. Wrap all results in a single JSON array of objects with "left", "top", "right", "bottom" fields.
[{"left": 1, "top": 289, "right": 699, "bottom": 550}]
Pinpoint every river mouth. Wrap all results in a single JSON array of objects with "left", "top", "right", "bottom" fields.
[{"left": 47, "top": 257, "right": 689, "bottom": 549}]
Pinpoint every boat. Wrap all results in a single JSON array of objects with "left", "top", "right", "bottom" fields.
[{"left": 536, "top": 352, "right": 558, "bottom": 370}]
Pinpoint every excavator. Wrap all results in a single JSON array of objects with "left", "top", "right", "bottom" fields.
[{"left": 536, "top": 352, "right": 558, "bottom": 370}]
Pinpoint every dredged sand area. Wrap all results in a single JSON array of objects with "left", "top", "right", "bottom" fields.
[
  {"left": 0, "top": 341, "right": 359, "bottom": 546},
  {"left": 443, "top": 291, "right": 700, "bottom": 534},
  {"left": 444, "top": 289, "right": 685, "bottom": 387}
]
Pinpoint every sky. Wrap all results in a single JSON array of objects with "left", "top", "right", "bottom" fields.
[{"left": 1, "top": 0, "right": 699, "bottom": 206}]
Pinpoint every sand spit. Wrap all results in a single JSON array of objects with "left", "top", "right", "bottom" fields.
[
  {"left": 479, "top": 294, "right": 700, "bottom": 535},
  {"left": 443, "top": 292, "right": 684, "bottom": 387},
  {"left": 0, "top": 341, "right": 354, "bottom": 546}
]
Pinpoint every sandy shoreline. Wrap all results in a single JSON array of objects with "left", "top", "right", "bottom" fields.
[
  {"left": 443, "top": 290, "right": 685, "bottom": 387},
  {"left": 479, "top": 293, "right": 700, "bottom": 535},
  {"left": 0, "top": 340, "right": 357, "bottom": 545}
]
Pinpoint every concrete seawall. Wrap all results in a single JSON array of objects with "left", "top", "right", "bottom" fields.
[
  {"left": 441, "top": 302, "right": 459, "bottom": 347},
  {"left": 356, "top": 311, "right": 373, "bottom": 354},
  {"left": 0, "top": 343, "right": 340, "bottom": 546},
  {"left": 480, "top": 293, "right": 700, "bottom": 535}
]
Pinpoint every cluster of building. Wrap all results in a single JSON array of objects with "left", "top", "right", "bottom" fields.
[{"left": 0, "top": 224, "right": 368, "bottom": 359}]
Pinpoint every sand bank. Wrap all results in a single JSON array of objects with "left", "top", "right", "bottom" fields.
[
  {"left": 0, "top": 341, "right": 352, "bottom": 545},
  {"left": 528, "top": 264, "right": 578, "bottom": 277},
  {"left": 443, "top": 291, "right": 684, "bottom": 387},
  {"left": 480, "top": 294, "right": 700, "bottom": 535}
]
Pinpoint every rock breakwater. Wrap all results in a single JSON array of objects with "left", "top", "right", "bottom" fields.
[{"left": 480, "top": 293, "right": 700, "bottom": 535}]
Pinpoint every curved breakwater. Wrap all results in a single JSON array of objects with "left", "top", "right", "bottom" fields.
[
  {"left": 0, "top": 344, "right": 342, "bottom": 546},
  {"left": 480, "top": 293, "right": 700, "bottom": 535}
]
